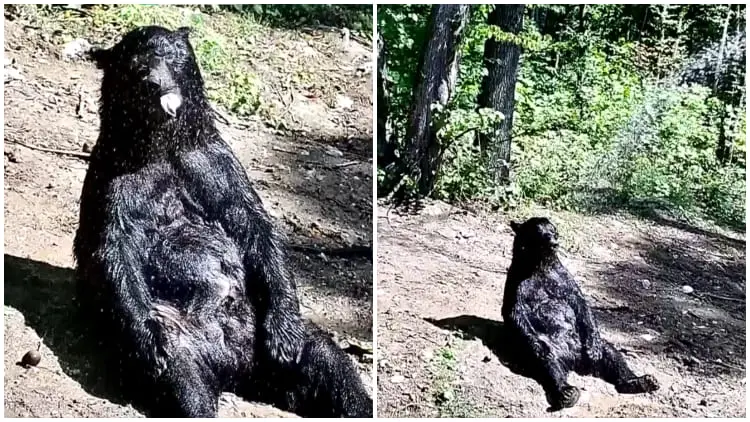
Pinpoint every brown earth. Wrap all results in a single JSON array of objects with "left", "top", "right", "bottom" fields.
[
  {"left": 3, "top": 11, "right": 373, "bottom": 418},
  {"left": 377, "top": 200, "right": 745, "bottom": 418}
]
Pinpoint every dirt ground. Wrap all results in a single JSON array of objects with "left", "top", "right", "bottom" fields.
[
  {"left": 377, "top": 200, "right": 745, "bottom": 418},
  {"left": 3, "top": 14, "right": 373, "bottom": 418}
]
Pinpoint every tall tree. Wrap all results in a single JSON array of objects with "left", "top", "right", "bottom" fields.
[
  {"left": 404, "top": 4, "right": 470, "bottom": 195},
  {"left": 714, "top": 4, "right": 737, "bottom": 163},
  {"left": 377, "top": 33, "right": 392, "bottom": 166},
  {"left": 476, "top": 4, "right": 524, "bottom": 185}
]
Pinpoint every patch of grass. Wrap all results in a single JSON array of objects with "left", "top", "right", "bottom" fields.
[{"left": 427, "top": 343, "right": 477, "bottom": 418}]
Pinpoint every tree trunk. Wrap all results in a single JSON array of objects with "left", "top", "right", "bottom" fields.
[
  {"left": 574, "top": 4, "right": 586, "bottom": 118},
  {"left": 477, "top": 4, "right": 524, "bottom": 185},
  {"left": 404, "top": 4, "right": 470, "bottom": 196},
  {"left": 715, "top": 5, "right": 732, "bottom": 163},
  {"left": 377, "top": 33, "right": 393, "bottom": 167}
]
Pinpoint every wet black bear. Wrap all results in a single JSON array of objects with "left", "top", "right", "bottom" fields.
[
  {"left": 73, "top": 25, "right": 371, "bottom": 417},
  {"left": 502, "top": 217, "right": 659, "bottom": 411}
]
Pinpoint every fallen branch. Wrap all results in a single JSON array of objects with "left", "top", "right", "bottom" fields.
[
  {"left": 713, "top": 359, "right": 744, "bottom": 372},
  {"left": 289, "top": 244, "right": 372, "bottom": 260},
  {"left": 301, "top": 25, "right": 372, "bottom": 48},
  {"left": 299, "top": 159, "right": 363, "bottom": 171},
  {"left": 61, "top": 5, "right": 93, "bottom": 17},
  {"left": 5, "top": 140, "right": 90, "bottom": 160},
  {"left": 210, "top": 103, "right": 231, "bottom": 125},
  {"left": 334, "top": 160, "right": 360, "bottom": 169},
  {"left": 699, "top": 292, "right": 745, "bottom": 303},
  {"left": 271, "top": 83, "right": 289, "bottom": 108},
  {"left": 271, "top": 145, "right": 297, "bottom": 154}
]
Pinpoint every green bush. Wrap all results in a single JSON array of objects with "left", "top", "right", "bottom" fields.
[{"left": 378, "top": 5, "right": 746, "bottom": 227}]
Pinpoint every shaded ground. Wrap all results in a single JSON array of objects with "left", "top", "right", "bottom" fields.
[
  {"left": 3, "top": 12, "right": 373, "bottom": 418},
  {"left": 377, "top": 200, "right": 745, "bottom": 417}
]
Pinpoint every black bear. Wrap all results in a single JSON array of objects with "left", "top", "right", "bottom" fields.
[
  {"left": 502, "top": 217, "right": 659, "bottom": 411},
  {"left": 73, "top": 25, "right": 371, "bottom": 417}
]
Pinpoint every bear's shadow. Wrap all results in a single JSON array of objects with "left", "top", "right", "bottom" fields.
[
  {"left": 424, "top": 315, "right": 534, "bottom": 379},
  {"left": 4, "top": 254, "right": 131, "bottom": 405}
]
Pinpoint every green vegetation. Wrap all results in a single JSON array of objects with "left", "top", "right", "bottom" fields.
[
  {"left": 222, "top": 4, "right": 373, "bottom": 35},
  {"left": 8, "top": 4, "right": 372, "bottom": 120},
  {"left": 379, "top": 4, "right": 746, "bottom": 229},
  {"left": 427, "top": 344, "right": 476, "bottom": 418}
]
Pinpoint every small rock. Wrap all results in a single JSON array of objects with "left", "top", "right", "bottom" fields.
[
  {"left": 639, "top": 333, "right": 655, "bottom": 342},
  {"left": 460, "top": 231, "right": 475, "bottom": 239},
  {"left": 325, "top": 146, "right": 344, "bottom": 157},
  {"left": 82, "top": 143, "right": 91, "bottom": 153},
  {"left": 437, "top": 229, "right": 454, "bottom": 239},
  {"left": 640, "top": 279, "right": 651, "bottom": 289},
  {"left": 4, "top": 66, "right": 24, "bottom": 83},
  {"left": 681, "top": 285, "right": 694, "bottom": 294},
  {"left": 438, "top": 389, "right": 454, "bottom": 402},
  {"left": 301, "top": 45, "right": 318, "bottom": 57},
  {"left": 21, "top": 350, "right": 41, "bottom": 367},
  {"left": 335, "top": 94, "right": 354, "bottom": 110},
  {"left": 62, "top": 38, "right": 93, "bottom": 62},
  {"left": 390, "top": 374, "right": 405, "bottom": 383},
  {"left": 699, "top": 399, "right": 707, "bottom": 406},
  {"left": 482, "top": 355, "right": 492, "bottom": 363}
]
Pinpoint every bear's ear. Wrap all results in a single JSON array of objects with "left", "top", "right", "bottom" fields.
[
  {"left": 88, "top": 47, "right": 111, "bottom": 69},
  {"left": 510, "top": 220, "right": 521, "bottom": 234},
  {"left": 175, "top": 26, "right": 192, "bottom": 40}
]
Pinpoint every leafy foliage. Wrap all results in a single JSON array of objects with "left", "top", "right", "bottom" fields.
[
  {"left": 379, "top": 4, "right": 746, "bottom": 228},
  {"left": 210, "top": 4, "right": 372, "bottom": 38}
]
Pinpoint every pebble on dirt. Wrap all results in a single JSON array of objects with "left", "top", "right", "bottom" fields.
[
  {"left": 335, "top": 94, "right": 354, "bottom": 110},
  {"left": 62, "top": 38, "right": 93, "bottom": 62},
  {"left": 4, "top": 64, "right": 24, "bottom": 83},
  {"left": 21, "top": 349, "right": 42, "bottom": 367},
  {"left": 325, "top": 146, "right": 344, "bottom": 157},
  {"left": 390, "top": 374, "right": 405, "bottom": 383}
]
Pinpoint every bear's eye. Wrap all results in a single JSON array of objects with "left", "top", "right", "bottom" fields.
[{"left": 154, "top": 49, "right": 175, "bottom": 60}]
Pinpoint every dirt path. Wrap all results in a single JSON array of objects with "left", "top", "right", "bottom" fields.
[
  {"left": 377, "top": 200, "right": 745, "bottom": 418},
  {"left": 3, "top": 14, "right": 372, "bottom": 418}
]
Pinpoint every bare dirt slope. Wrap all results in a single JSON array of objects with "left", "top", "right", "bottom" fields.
[
  {"left": 377, "top": 200, "right": 745, "bottom": 418},
  {"left": 3, "top": 15, "right": 373, "bottom": 418}
]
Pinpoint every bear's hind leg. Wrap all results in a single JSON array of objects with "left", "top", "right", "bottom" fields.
[{"left": 594, "top": 341, "right": 659, "bottom": 395}]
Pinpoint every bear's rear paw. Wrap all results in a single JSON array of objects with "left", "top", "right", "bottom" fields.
[
  {"left": 547, "top": 385, "right": 580, "bottom": 412},
  {"left": 616, "top": 374, "right": 659, "bottom": 394}
]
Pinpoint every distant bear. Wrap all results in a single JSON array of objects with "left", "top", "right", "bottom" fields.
[
  {"left": 502, "top": 217, "right": 659, "bottom": 411},
  {"left": 73, "top": 25, "right": 371, "bottom": 417}
]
